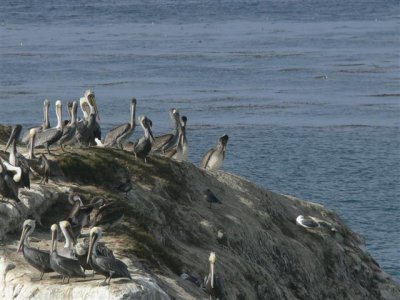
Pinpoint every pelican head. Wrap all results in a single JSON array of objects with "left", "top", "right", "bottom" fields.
[
  {"left": 17, "top": 219, "right": 36, "bottom": 253},
  {"left": 59, "top": 220, "right": 77, "bottom": 248},
  {"left": 181, "top": 116, "right": 187, "bottom": 128},
  {"left": 87, "top": 227, "right": 103, "bottom": 264},
  {"left": 131, "top": 97, "right": 137, "bottom": 105},
  {"left": 139, "top": 116, "right": 154, "bottom": 142},
  {"left": 68, "top": 193, "right": 83, "bottom": 206},
  {"left": 85, "top": 89, "right": 99, "bottom": 120},
  {"left": 29, "top": 128, "right": 36, "bottom": 137},
  {"left": 5, "top": 124, "right": 22, "bottom": 152},
  {"left": 219, "top": 134, "right": 229, "bottom": 148},
  {"left": 2, "top": 161, "right": 22, "bottom": 182},
  {"left": 44, "top": 99, "right": 50, "bottom": 107}
]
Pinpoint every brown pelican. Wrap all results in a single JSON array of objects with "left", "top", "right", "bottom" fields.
[
  {"left": 5, "top": 124, "right": 30, "bottom": 189},
  {"left": 59, "top": 220, "right": 114, "bottom": 274},
  {"left": 0, "top": 162, "right": 19, "bottom": 201},
  {"left": 17, "top": 219, "right": 54, "bottom": 280},
  {"left": 50, "top": 223, "right": 85, "bottom": 283},
  {"left": 76, "top": 89, "right": 101, "bottom": 146},
  {"left": 151, "top": 108, "right": 180, "bottom": 153},
  {"left": 200, "top": 134, "right": 229, "bottom": 171},
  {"left": 164, "top": 115, "right": 188, "bottom": 161},
  {"left": 87, "top": 227, "right": 131, "bottom": 285},
  {"left": 21, "top": 99, "right": 51, "bottom": 145},
  {"left": 203, "top": 252, "right": 225, "bottom": 299},
  {"left": 103, "top": 98, "right": 137, "bottom": 149},
  {"left": 132, "top": 116, "right": 154, "bottom": 163},
  {"left": 34, "top": 100, "right": 63, "bottom": 154},
  {"left": 204, "top": 189, "right": 222, "bottom": 209},
  {"left": 59, "top": 101, "right": 78, "bottom": 151}
]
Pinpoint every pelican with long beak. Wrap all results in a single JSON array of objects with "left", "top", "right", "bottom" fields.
[
  {"left": 164, "top": 115, "right": 188, "bottom": 161},
  {"left": 21, "top": 99, "right": 51, "bottom": 145},
  {"left": 103, "top": 98, "right": 137, "bottom": 149},
  {"left": 200, "top": 134, "right": 229, "bottom": 171},
  {"left": 152, "top": 108, "right": 181, "bottom": 153},
  {"left": 203, "top": 252, "right": 225, "bottom": 299},
  {"left": 132, "top": 116, "right": 155, "bottom": 163},
  {"left": 59, "top": 220, "right": 114, "bottom": 274},
  {"left": 34, "top": 100, "right": 64, "bottom": 154},
  {"left": 87, "top": 227, "right": 131, "bottom": 285},
  {"left": 50, "top": 223, "right": 85, "bottom": 283},
  {"left": 59, "top": 101, "right": 78, "bottom": 151},
  {"left": 5, "top": 124, "right": 30, "bottom": 188},
  {"left": 77, "top": 89, "right": 101, "bottom": 146},
  {"left": 17, "top": 219, "right": 53, "bottom": 280}
]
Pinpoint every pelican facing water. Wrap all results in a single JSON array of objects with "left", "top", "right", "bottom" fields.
[
  {"left": 34, "top": 100, "right": 64, "bottom": 154},
  {"left": 200, "top": 134, "right": 229, "bottom": 171},
  {"left": 104, "top": 98, "right": 137, "bottom": 149},
  {"left": 21, "top": 99, "right": 51, "bottom": 145}
]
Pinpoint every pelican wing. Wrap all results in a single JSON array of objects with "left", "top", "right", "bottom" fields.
[
  {"left": 59, "top": 125, "right": 76, "bottom": 144},
  {"left": 151, "top": 133, "right": 174, "bottom": 152},
  {"left": 95, "top": 256, "right": 131, "bottom": 278},
  {"left": 24, "top": 245, "right": 53, "bottom": 273},
  {"left": 52, "top": 253, "right": 84, "bottom": 277},
  {"left": 200, "top": 148, "right": 215, "bottom": 168},
  {"left": 35, "top": 128, "right": 61, "bottom": 147},
  {"left": 104, "top": 123, "right": 130, "bottom": 145},
  {"left": 16, "top": 153, "right": 30, "bottom": 189},
  {"left": 3, "top": 174, "right": 19, "bottom": 201}
]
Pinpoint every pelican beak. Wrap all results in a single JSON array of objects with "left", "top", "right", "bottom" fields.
[
  {"left": 87, "top": 232, "right": 97, "bottom": 264},
  {"left": 211, "top": 262, "right": 214, "bottom": 288},
  {"left": 149, "top": 127, "right": 155, "bottom": 143},
  {"left": 5, "top": 125, "right": 19, "bottom": 152},
  {"left": 66, "top": 224, "right": 77, "bottom": 245},
  {"left": 17, "top": 225, "right": 29, "bottom": 253},
  {"left": 51, "top": 228, "right": 57, "bottom": 254},
  {"left": 90, "top": 96, "right": 100, "bottom": 121}
]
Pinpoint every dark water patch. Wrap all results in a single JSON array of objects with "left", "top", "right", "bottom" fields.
[{"left": 369, "top": 93, "right": 400, "bottom": 97}]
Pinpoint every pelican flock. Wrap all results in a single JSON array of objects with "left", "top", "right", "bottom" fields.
[{"left": 2, "top": 89, "right": 236, "bottom": 295}]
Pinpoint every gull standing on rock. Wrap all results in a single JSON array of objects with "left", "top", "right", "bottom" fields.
[
  {"left": 103, "top": 97, "right": 137, "bottom": 149},
  {"left": 200, "top": 134, "right": 229, "bottom": 171}
]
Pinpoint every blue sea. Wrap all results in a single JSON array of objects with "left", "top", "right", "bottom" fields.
[{"left": 0, "top": 1, "right": 399, "bottom": 280}]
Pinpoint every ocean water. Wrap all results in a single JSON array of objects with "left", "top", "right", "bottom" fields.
[{"left": 0, "top": 1, "right": 399, "bottom": 280}]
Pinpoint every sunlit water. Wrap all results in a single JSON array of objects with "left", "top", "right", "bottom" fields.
[{"left": 0, "top": 0, "right": 399, "bottom": 280}]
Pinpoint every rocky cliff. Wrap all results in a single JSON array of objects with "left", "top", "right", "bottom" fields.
[{"left": 0, "top": 124, "right": 399, "bottom": 300}]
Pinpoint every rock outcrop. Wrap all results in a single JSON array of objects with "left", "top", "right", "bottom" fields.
[{"left": 0, "top": 124, "right": 399, "bottom": 299}]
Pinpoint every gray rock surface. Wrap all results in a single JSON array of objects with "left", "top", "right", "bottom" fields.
[{"left": 0, "top": 128, "right": 398, "bottom": 299}]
